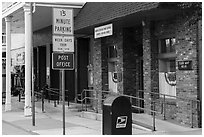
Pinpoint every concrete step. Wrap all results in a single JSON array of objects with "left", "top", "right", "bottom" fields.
[
  {"left": 79, "top": 111, "right": 102, "bottom": 121},
  {"left": 132, "top": 120, "right": 154, "bottom": 131},
  {"left": 35, "top": 100, "right": 85, "bottom": 113},
  {"left": 79, "top": 111, "right": 152, "bottom": 131}
]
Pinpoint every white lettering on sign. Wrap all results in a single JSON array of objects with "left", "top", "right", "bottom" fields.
[
  {"left": 94, "top": 24, "right": 113, "bottom": 39},
  {"left": 52, "top": 53, "right": 74, "bottom": 70},
  {"left": 58, "top": 55, "right": 69, "bottom": 60},
  {"left": 56, "top": 62, "right": 71, "bottom": 67},
  {"left": 116, "top": 116, "right": 128, "bottom": 128},
  {"left": 53, "top": 35, "right": 74, "bottom": 52},
  {"left": 53, "top": 8, "right": 73, "bottom": 35}
]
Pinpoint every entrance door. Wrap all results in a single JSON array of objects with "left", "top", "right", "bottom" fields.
[
  {"left": 123, "top": 26, "right": 144, "bottom": 113},
  {"left": 77, "top": 38, "right": 89, "bottom": 95},
  {"left": 33, "top": 48, "right": 37, "bottom": 90},
  {"left": 38, "top": 46, "right": 46, "bottom": 90}
]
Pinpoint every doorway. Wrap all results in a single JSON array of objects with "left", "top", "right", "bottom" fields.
[
  {"left": 77, "top": 38, "right": 89, "bottom": 95},
  {"left": 123, "top": 26, "right": 144, "bottom": 113},
  {"left": 38, "top": 46, "right": 46, "bottom": 90}
]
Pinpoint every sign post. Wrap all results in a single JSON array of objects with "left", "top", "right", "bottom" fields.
[
  {"left": 61, "top": 70, "right": 65, "bottom": 135},
  {"left": 53, "top": 7, "right": 74, "bottom": 135}
]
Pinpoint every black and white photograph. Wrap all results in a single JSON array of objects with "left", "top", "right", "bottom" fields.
[{"left": 1, "top": 1, "right": 202, "bottom": 135}]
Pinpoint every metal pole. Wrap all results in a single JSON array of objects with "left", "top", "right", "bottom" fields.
[
  {"left": 191, "top": 100, "right": 194, "bottom": 128},
  {"left": 54, "top": 100, "right": 57, "bottom": 107},
  {"left": 163, "top": 95, "right": 166, "bottom": 120},
  {"left": 153, "top": 101, "right": 156, "bottom": 131},
  {"left": 74, "top": 39, "right": 78, "bottom": 103},
  {"left": 32, "top": 69, "right": 35, "bottom": 126},
  {"left": 19, "top": 92, "right": 21, "bottom": 102},
  {"left": 85, "top": 91, "right": 87, "bottom": 111},
  {"left": 42, "top": 90, "right": 44, "bottom": 112},
  {"left": 62, "top": 70, "right": 65, "bottom": 135},
  {"left": 31, "top": 25, "right": 35, "bottom": 126}
]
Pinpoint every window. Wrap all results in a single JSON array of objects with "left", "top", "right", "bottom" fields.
[
  {"left": 169, "top": 60, "right": 176, "bottom": 72},
  {"left": 2, "top": 52, "right": 6, "bottom": 58},
  {"left": 108, "top": 45, "right": 117, "bottom": 59},
  {"left": 2, "top": 33, "right": 6, "bottom": 45},
  {"left": 158, "top": 37, "right": 176, "bottom": 99},
  {"left": 159, "top": 59, "right": 176, "bottom": 99},
  {"left": 160, "top": 38, "right": 176, "bottom": 53}
]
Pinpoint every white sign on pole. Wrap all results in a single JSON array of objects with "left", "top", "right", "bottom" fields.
[
  {"left": 53, "top": 8, "right": 73, "bottom": 35},
  {"left": 53, "top": 35, "right": 74, "bottom": 52},
  {"left": 94, "top": 24, "right": 113, "bottom": 39}
]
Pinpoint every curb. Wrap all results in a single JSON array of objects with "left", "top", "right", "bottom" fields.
[{"left": 2, "top": 120, "right": 39, "bottom": 135}]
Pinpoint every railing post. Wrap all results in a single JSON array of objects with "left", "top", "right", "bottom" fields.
[
  {"left": 163, "top": 95, "right": 166, "bottom": 120},
  {"left": 95, "top": 90, "right": 98, "bottom": 113},
  {"left": 48, "top": 90, "right": 50, "bottom": 103},
  {"left": 57, "top": 94, "right": 59, "bottom": 105},
  {"left": 138, "top": 91, "right": 140, "bottom": 113},
  {"left": 54, "top": 99, "right": 57, "bottom": 107},
  {"left": 85, "top": 90, "right": 87, "bottom": 111},
  {"left": 96, "top": 95, "right": 98, "bottom": 113},
  {"left": 198, "top": 100, "right": 201, "bottom": 128},
  {"left": 19, "top": 91, "right": 21, "bottom": 102},
  {"left": 191, "top": 100, "right": 194, "bottom": 128},
  {"left": 42, "top": 90, "right": 44, "bottom": 112},
  {"left": 81, "top": 94, "right": 83, "bottom": 111},
  {"left": 67, "top": 96, "right": 69, "bottom": 107},
  {"left": 153, "top": 101, "right": 156, "bottom": 131}
]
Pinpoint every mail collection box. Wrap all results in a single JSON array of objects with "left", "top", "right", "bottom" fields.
[{"left": 102, "top": 95, "right": 132, "bottom": 135}]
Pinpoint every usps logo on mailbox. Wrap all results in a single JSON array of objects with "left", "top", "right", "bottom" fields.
[{"left": 116, "top": 116, "right": 128, "bottom": 128}]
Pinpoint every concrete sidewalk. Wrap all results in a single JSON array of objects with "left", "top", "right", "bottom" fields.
[
  {"left": 2, "top": 97, "right": 101, "bottom": 135},
  {"left": 2, "top": 97, "right": 150, "bottom": 135},
  {"left": 2, "top": 96, "right": 202, "bottom": 135}
]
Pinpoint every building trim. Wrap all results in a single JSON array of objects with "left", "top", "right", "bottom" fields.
[
  {"left": 2, "top": 2, "right": 25, "bottom": 19},
  {"left": 35, "top": 2, "right": 84, "bottom": 9}
]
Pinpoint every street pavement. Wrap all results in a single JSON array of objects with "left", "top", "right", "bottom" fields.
[{"left": 2, "top": 96, "right": 202, "bottom": 135}]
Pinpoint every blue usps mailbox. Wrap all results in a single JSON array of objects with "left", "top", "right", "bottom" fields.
[{"left": 103, "top": 96, "right": 132, "bottom": 135}]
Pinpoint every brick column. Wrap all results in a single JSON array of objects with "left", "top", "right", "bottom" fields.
[
  {"left": 93, "top": 38, "right": 102, "bottom": 112},
  {"left": 143, "top": 21, "right": 152, "bottom": 113}
]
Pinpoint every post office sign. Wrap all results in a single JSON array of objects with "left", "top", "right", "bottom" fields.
[{"left": 52, "top": 53, "right": 74, "bottom": 70}]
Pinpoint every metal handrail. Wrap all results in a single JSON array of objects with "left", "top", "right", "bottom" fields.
[
  {"left": 77, "top": 89, "right": 112, "bottom": 112},
  {"left": 45, "top": 87, "right": 69, "bottom": 107},
  {"left": 138, "top": 89, "right": 201, "bottom": 128},
  {"left": 78, "top": 89, "right": 201, "bottom": 129},
  {"left": 138, "top": 90, "right": 201, "bottom": 103}
]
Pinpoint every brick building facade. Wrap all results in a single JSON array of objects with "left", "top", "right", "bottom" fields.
[{"left": 75, "top": 2, "right": 202, "bottom": 127}]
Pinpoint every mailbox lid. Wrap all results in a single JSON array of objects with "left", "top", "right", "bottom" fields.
[
  {"left": 103, "top": 96, "right": 119, "bottom": 106},
  {"left": 104, "top": 95, "right": 131, "bottom": 107}
]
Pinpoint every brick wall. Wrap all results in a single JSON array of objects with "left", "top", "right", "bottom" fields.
[
  {"left": 86, "top": 11, "right": 200, "bottom": 127},
  {"left": 175, "top": 14, "right": 199, "bottom": 127},
  {"left": 152, "top": 14, "right": 200, "bottom": 127}
]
